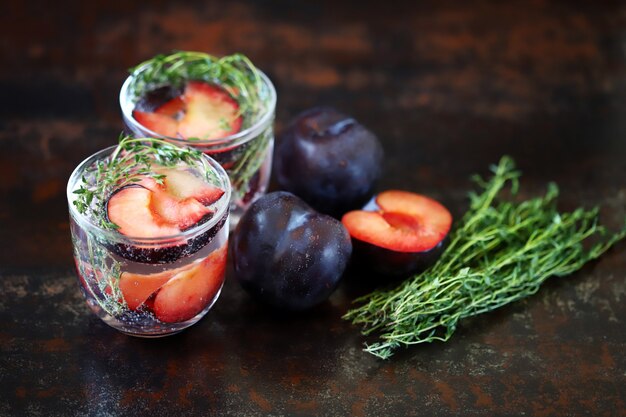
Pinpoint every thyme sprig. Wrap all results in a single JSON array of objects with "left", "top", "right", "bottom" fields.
[
  {"left": 72, "top": 135, "right": 208, "bottom": 230},
  {"left": 344, "top": 156, "right": 626, "bottom": 359},
  {"left": 228, "top": 127, "right": 272, "bottom": 194}
]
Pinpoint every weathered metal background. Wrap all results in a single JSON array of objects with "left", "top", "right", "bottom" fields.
[{"left": 1, "top": 1, "right": 625, "bottom": 415}]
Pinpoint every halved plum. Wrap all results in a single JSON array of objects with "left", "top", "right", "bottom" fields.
[{"left": 342, "top": 190, "right": 452, "bottom": 276}]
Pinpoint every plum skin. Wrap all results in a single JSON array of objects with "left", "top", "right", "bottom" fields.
[
  {"left": 274, "top": 107, "right": 384, "bottom": 217},
  {"left": 231, "top": 191, "right": 352, "bottom": 310},
  {"left": 350, "top": 237, "right": 448, "bottom": 278}
]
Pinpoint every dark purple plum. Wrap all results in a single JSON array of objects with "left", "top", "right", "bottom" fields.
[
  {"left": 274, "top": 107, "right": 384, "bottom": 217},
  {"left": 231, "top": 191, "right": 352, "bottom": 310}
]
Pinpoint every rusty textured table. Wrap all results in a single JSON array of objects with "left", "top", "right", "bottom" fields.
[{"left": 1, "top": 1, "right": 625, "bottom": 416}]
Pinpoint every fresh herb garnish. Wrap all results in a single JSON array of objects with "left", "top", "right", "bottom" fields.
[
  {"left": 227, "top": 127, "right": 272, "bottom": 195},
  {"left": 344, "top": 156, "right": 626, "bottom": 359},
  {"left": 72, "top": 135, "right": 209, "bottom": 230},
  {"left": 73, "top": 234, "right": 126, "bottom": 316}
]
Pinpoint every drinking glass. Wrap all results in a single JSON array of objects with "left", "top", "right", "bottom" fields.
[{"left": 67, "top": 145, "right": 231, "bottom": 337}]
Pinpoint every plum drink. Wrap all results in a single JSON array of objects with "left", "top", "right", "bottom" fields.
[
  {"left": 119, "top": 52, "right": 276, "bottom": 226},
  {"left": 67, "top": 138, "right": 231, "bottom": 337}
]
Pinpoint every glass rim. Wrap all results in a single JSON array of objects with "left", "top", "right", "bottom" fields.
[
  {"left": 119, "top": 66, "right": 276, "bottom": 147},
  {"left": 66, "top": 144, "right": 231, "bottom": 244}
]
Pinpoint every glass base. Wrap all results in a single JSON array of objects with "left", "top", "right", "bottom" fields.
[{"left": 120, "top": 330, "right": 183, "bottom": 338}]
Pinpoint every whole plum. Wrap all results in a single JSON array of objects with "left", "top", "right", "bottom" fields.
[
  {"left": 231, "top": 191, "right": 352, "bottom": 310},
  {"left": 274, "top": 107, "right": 384, "bottom": 217}
]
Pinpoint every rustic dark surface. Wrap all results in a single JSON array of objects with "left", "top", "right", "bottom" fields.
[{"left": 1, "top": 1, "right": 625, "bottom": 416}]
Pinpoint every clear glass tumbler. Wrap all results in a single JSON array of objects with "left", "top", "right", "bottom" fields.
[
  {"left": 119, "top": 53, "right": 276, "bottom": 226},
  {"left": 67, "top": 144, "right": 231, "bottom": 337}
]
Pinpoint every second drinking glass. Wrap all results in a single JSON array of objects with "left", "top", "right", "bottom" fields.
[{"left": 119, "top": 51, "right": 276, "bottom": 226}]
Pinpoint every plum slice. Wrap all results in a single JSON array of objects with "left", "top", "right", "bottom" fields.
[
  {"left": 177, "top": 81, "right": 242, "bottom": 139},
  {"left": 342, "top": 190, "right": 452, "bottom": 276},
  {"left": 131, "top": 81, "right": 242, "bottom": 140},
  {"left": 149, "top": 191, "right": 212, "bottom": 230},
  {"left": 105, "top": 176, "right": 226, "bottom": 264},
  {"left": 119, "top": 263, "right": 194, "bottom": 310},
  {"left": 106, "top": 185, "right": 212, "bottom": 237},
  {"left": 106, "top": 185, "right": 181, "bottom": 238},
  {"left": 118, "top": 244, "right": 227, "bottom": 317},
  {"left": 132, "top": 111, "right": 179, "bottom": 138},
  {"left": 155, "top": 96, "right": 185, "bottom": 118},
  {"left": 153, "top": 244, "right": 227, "bottom": 323}
]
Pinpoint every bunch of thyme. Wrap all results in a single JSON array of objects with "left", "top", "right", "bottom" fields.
[
  {"left": 344, "top": 156, "right": 626, "bottom": 359},
  {"left": 72, "top": 135, "right": 208, "bottom": 230}
]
